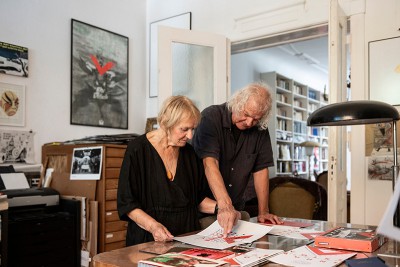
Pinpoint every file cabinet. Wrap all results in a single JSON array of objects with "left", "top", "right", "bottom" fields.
[{"left": 42, "top": 143, "right": 128, "bottom": 253}]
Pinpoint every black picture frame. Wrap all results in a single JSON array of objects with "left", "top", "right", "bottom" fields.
[
  {"left": 149, "top": 12, "right": 191, "bottom": 98},
  {"left": 71, "top": 19, "right": 129, "bottom": 129}
]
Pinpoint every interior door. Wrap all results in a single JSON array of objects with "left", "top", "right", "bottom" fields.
[
  {"left": 158, "top": 26, "right": 230, "bottom": 111},
  {"left": 328, "top": 0, "right": 348, "bottom": 223}
]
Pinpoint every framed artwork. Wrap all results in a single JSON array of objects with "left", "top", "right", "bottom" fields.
[
  {"left": 149, "top": 12, "right": 191, "bottom": 97},
  {"left": 0, "top": 82, "right": 25, "bottom": 127},
  {"left": 0, "top": 41, "right": 28, "bottom": 77},
  {"left": 70, "top": 146, "right": 103, "bottom": 180},
  {"left": 71, "top": 19, "right": 129, "bottom": 129},
  {"left": 369, "top": 36, "right": 400, "bottom": 105}
]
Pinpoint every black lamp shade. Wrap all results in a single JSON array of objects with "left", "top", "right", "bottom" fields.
[{"left": 307, "top": 100, "right": 400, "bottom": 126}]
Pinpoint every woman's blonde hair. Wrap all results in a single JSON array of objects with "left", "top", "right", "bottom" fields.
[
  {"left": 227, "top": 82, "right": 272, "bottom": 130},
  {"left": 157, "top": 95, "right": 201, "bottom": 131}
]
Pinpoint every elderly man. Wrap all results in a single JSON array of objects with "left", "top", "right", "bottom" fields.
[{"left": 193, "top": 82, "right": 282, "bottom": 236}]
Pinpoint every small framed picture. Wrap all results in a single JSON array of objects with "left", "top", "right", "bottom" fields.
[
  {"left": 145, "top": 117, "right": 159, "bottom": 133},
  {"left": 0, "top": 82, "right": 25, "bottom": 127},
  {"left": 70, "top": 146, "right": 103, "bottom": 180}
]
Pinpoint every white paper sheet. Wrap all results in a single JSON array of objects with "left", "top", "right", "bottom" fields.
[
  {"left": 268, "top": 225, "right": 324, "bottom": 240},
  {"left": 0, "top": 172, "right": 30, "bottom": 189},
  {"left": 174, "top": 220, "right": 272, "bottom": 250},
  {"left": 269, "top": 245, "right": 356, "bottom": 267}
]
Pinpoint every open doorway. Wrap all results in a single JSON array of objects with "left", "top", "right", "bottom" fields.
[{"left": 231, "top": 24, "right": 329, "bottom": 96}]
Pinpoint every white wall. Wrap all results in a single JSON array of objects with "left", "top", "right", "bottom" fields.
[
  {"left": 0, "top": 0, "right": 146, "bottom": 163},
  {"left": 350, "top": 0, "right": 400, "bottom": 225}
]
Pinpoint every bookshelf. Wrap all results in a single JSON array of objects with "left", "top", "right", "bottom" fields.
[{"left": 261, "top": 71, "right": 328, "bottom": 179}]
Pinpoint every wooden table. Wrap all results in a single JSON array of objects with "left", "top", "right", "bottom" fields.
[{"left": 93, "top": 218, "right": 400, "bottom": 267}]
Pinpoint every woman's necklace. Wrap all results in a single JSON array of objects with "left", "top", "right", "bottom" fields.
[{"left": 163, "top": 147, "right": 178, "bottom": 181}]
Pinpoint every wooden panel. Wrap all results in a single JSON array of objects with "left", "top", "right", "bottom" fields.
[
  {"left": 105, "top": 201, "right": 117, "bottom": 211},
  {"left": 105, "top": 211, "right": 119, "bottom": 222},
  {"left": 105, "top": 240, "right": 126, "bottom": 252},
  {"left": 105, "top": 178, "right": 118, "bottom": 190},
  {"left": 106, "top": 189, "right": 117, "bottom": 200},
  {"left": 106, "top": 158, "right": 124, "bottom": 168},
  {"left": 106, "top": 147, "right": 126, "bottom": 158},
  {"left": 105, "top": 221, "right": 128, "bottom": 232},
  {"left": 105, "top": 230, "right": 127, "bottom": 244},
  {"left": 105, "top": 169, "right": 121, "bottom": 179}
]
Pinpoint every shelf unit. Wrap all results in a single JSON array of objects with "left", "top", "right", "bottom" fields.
[{"left": 261, "top": 71, "right": 329, "bottom": 179}]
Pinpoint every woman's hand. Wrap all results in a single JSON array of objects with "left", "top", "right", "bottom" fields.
[{"left": 148, "top": 221, "right": 174, "bottom": 242}]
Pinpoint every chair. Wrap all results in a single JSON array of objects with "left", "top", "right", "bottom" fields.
[
  {"left": 268, "top": 176, "right": 327, "bottom": 220},
  {"left": 316, "top": 170, "right": 328, "bottom": 191}
]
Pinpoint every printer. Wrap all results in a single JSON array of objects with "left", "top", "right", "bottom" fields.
[
  {"left": 0, "top": 168, "right": 59, "bottom": 209},
  {"left": 3, "top": 187, "right": 59, "bottom": 208}
]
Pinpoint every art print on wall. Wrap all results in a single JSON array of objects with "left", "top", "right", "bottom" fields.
[
  {"left": 367, "top": 156, "right": 393, "bottom": 180},
  {"left": 71, "top": 19, "right": 128, "bottom": 129},
  {"left": 0, "top": 130, "right": 34, "bottom": 164},
  {"left": 0, "top": 41, "right": 28, "bottom": 77},
  {"left": 0, "top": 82, "right": 25, "bottom": 127}
]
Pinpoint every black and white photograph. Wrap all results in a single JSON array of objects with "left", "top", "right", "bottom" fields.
[
  {"left": 71, "top": 19, "right": 129, "bottom": 129},
  {"left": 0, "top": 41, "right": 28, "bottom": 77},
  {"left": 70, "top": 146, "right": 103, "bottom": 180}
]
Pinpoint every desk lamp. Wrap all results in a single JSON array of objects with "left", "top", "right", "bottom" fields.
[
  {"left": 307, "top": 100, "right": 400, "bottom": 228},
  {"left": 300, "top": 141, "right": 320, "bottom": 180}
]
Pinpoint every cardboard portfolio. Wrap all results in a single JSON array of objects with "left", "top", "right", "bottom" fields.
[{"left": 314, "top": 227, "right": 387, "bottom": 252}]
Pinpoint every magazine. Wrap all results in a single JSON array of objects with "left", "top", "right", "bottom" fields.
[{"left": 138, "top": 253, "right": 229, "bottom": 267}]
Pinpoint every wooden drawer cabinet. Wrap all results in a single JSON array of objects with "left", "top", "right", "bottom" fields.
[{"left": 42, "top": 143, "right": 128, "bottom": 253}]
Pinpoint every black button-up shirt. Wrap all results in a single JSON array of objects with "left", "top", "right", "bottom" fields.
[{"left": 193, "top": 103, "right": 274, "bottom": 210}]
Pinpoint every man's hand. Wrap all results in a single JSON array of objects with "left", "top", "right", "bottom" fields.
[
  {"left": 148, "top": 221, "right": 174, "bottom": 242},
  {"left": 217, "top": 204, "right": 241, "bottom": 237},
  {"left": 257, "top": 212, "right": 283, "bottom": 225}
]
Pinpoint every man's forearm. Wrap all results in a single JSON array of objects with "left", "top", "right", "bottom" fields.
[
  {"left": 253, "top": 168, "right": 269, "bottom": 215},
  {"left": 203, "top": 157, "right": 232, "bottom": 208}
]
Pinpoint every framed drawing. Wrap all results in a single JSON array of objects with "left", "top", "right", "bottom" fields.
[
  {"left": 0, "top": 82, "right": 25, "bottom": 127},
  {"left": 149, "top": 12, "right": 191, "bottom": 97},
  {"left": 71, "top": 19, "right": 129, "bottom": 129},
  {"left": 0, "top": 41, "right": 28, "bottom": 77},
  {"left": 369, "top": 36, "right": 400, "bottom": 106}
]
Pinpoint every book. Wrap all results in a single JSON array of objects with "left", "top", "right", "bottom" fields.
[
  {"left": 314, "top": 227, "right": 387, "bottom": 252},
  {"left": 222, "top": 247, "right": 283, "bottom": 267},
  {"left": 138, "top": 253, "right": 230, "bottom": 267},
  {"left": 179, "top": 246, "right": 283, "bottom": 267},
  {"left": 345, "top": 256, "right": 388, "bottom": 267}
]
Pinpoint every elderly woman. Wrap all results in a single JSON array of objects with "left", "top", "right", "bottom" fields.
[{"left": 117, "top": 95, "right": 220, "bottom": 246}]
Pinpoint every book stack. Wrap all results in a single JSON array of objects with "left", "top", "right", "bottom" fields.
[{"left": 314, "top": 227, "right": 387, "bottom": 252}]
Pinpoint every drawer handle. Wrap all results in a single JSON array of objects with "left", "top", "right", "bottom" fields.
[{"left": 106, "top": 233, "right": 114, "bottom": 239}]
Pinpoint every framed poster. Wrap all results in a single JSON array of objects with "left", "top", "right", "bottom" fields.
[
  {"left": 0, "top": 82, "right": 25, "bottom": 127},
  {"left": 369, "top": 36, "right": 400, "bottom": 105},
  {"left": 0, "top": 41, "right": 28, "bottom": 77},
  {"left": 71, "top": 19, "right": 129, "bottom": 129},
  {"left": 149, "top": 12, "right": 191, "bottom": 97}
]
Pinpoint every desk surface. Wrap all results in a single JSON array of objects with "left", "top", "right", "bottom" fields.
[{"left": 93, "top": 218, "right": 400, "bottom": 267}]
